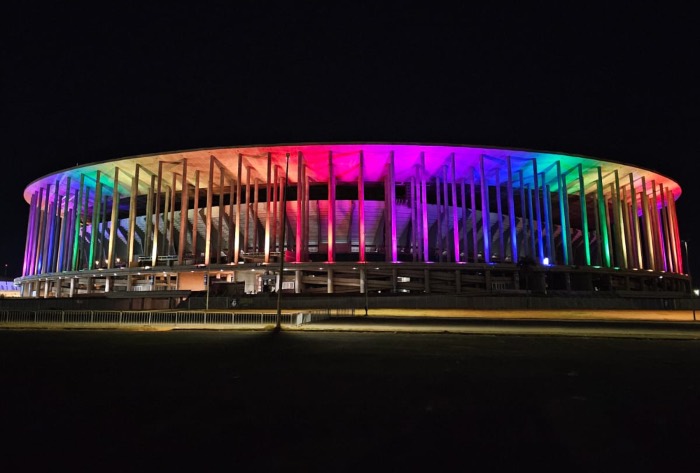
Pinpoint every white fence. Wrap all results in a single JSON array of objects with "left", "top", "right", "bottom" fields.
[{"left": 0, "top": 309, "right": 344, "bottom": 328}]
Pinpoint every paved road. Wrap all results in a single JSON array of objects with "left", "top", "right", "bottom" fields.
[{"left": 2, "top": 330, "right": 700, "bottom": 472}]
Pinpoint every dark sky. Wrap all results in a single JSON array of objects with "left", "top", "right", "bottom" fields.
[{"left": 2, "top": 3, "right": 698, "bottom": 278}]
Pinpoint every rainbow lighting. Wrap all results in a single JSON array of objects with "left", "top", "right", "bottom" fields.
[{"left": 16, "top": 143, "right": 689, "bottom": 298}]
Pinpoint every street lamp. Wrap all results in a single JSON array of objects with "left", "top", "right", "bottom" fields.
[
  {"left": 683, "top": 240, "right": 695, "bottom": 321},
  {"left": 275, "top": 153, "right": 290, "bottom": 330},
  {"left": 685, "top": 240, "right": 696, "bottom": 321},
  {"left": 205, "top": 264, "right": 210, "bottom": 310}
]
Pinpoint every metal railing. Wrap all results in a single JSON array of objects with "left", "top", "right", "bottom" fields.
[{"left": 0, "top": 308, "right": 342, "bottom": 328}]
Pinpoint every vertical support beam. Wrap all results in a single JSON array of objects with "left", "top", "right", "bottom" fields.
[
  {"left": 57, "top": 178, "right": 71, "bottom": 272},
  {"left": 205, "top": 156, "right": 214, "bottom": 266},
  {"left": 327, "top": 267, "right": 334, "bottom": 294},
  {"left": 218, "top": 170, "right": 225, "bottom": 263},
  {"left": 192, "top": 170, "right": 200, "bottom": 261},
  {"left": 613, "top": 171, "right": 627, "bottom": 268},
  {"left": 127, "top": 167, "right": 139, "bottom": 266},
  {"left": 664, "top": 188, "right": 678, "bottom": 273},
  {"left": 252, "top": 178, "right": 259, "bottom": 254},
  {"left": 620, "top": 186, "right": 636, "bottom": 268},
  {"left": 435, "top": 175, "right": 443, "bottom": 262},
  {"left": 23, "top": 193, "right": 36, "bottom": 275},
  {"left": 543, "top": 182, "right": 553, "bottom": 262},
  {"left": 640, "top": 177, "right": 654, "bottom": 269},
  {"left": 667, "top": 190, "right": 683, "bottom": 273},
  {"left": 629, "top": 174, "right": 643, "bottom": 268},
  {"left": 283, "top": 156, "right": 291, "bottom": 259},
  {"left": 43, "top": 184, "right": 56, "bottom": 273},
  {"left": 244, "top": 165, "right": 251, "bottom": 253},
  {"left": 33, "top": 188, "right": 45, "bottom": 274},
  {"left": 592, "top": 191, "right": 602, "bottom": 266},
  {"left": 410, "top": 176, "right": 417, "bottom": 261},
  {"left": 359, "top": 150, "right": 366, "bottom": 262},
  {"left": 144, "top": 175, "right": 154, "bottom": 258},
  {"left": 519, "top": 171, "right": 528, "bottom": 258},
  {"left": 451, "top": 155, "right": 460, "bottom": 263},
  {"left": 47, "top": 183, "right": 59, "bottom": 272},
  {"left": 441, "top": 166, "right": 450, "bottom": 262},
  {"left": 52, "top": 185, "right": 62, "bottom": 272},
  {"left": 264, "top": 152, "right": 272, "bottom": 264},
  {"left": 506, "top": 157, "right": 517, "bottom": 263},
  {"left": 107, "top": 168, "right": 120, "bottom": 268},
  {"left": 296, "top": 152, "right": 304, "bottom": 262},
  {"left": 532, "top": 159, "right": 544, "bottom": 262},
  {"left": 34, "top": 187, "right": 46, "bottom": 274},
  {"left": 389, "top": 151, "right": 397, "bottom": 262},
  {"left": 23, "top": 192, "right": 38, "bottom": 276},
  {"left": 99, "top": 194, "right": 108, "bottom": 266},
  {"left": 596, "top": 167, "right": 611, "bottom": 267},
  {"left": 546, "top": 179, "right": 556, "bottom": 263},
  {"left": 234, "top": 155, "right": 242, "bottom": 264},
  {"left": 420, "top": 153, "right": 429, "bottom": 262},
  {"left": 608, "top": 183, "right": 621, "bottom": 267},
  {"left": 151, "top": 163, "right": 163, "bottom": 267},
  {"left": 272, "top": 164, "right": 278, "bottom": 254},
  {"left": 659, "top": 184, "right": 673, "bottom": 272},
  {"left": 470, "top": 168, "right": 478, "bottom": 262},
  {"left": 414, "top": 167, "right": 422, "bottom": 261},
  {"left": 578, "top": 165, "right": 591, "bottom": 266},
  {"left": 168, "top": 173, "right": 177, "bottom": 255},
  {"left": 63, "top": 201, "right": 75, "bottom": 273},
  {"left": 66, "top": 193, "right": 77, "bottom": 270},
  {"left": 556, "top": 161, "right": 569, "bottom": 265},
  {"left": 495, "top": 169, "right": 504, "bottom": 262},
  {"left": 651, "top": 181, "right": 666, "bottom": 271},
  {"left": 179, "top": 159, "right": 189, "bottom": 265},
  {"left": 79, "top": 187, "right": 90, "bottom": 270},
  {"left": 460, "top": 180, "right": 469, "bottom": 263},
  {"left": 526, "top": 183, "right": 536, "bottom": 260},
  {"left": 161, "top": 186, "right": 170, "bottom": 260},
  {"left": 90, "top": 173, "right": 102, "bottom": 270},
  {"left": 303, "top": 165, "right": 310, "bottom": 261},
  {"left": 479, "top": 156, "right": 490, "bottom": 263},
  {"left": 328, "top": 151, "right": 336, "bottom": 263},
  {"left": 228, "top": 178, "right": 235, "bottom": 263}
]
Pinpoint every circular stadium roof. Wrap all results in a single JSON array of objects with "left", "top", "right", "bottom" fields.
[{"left": 24, "top": 143, "right": 681, "bottom": 203}]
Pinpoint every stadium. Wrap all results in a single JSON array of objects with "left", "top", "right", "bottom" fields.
[{"left": 15, "top": 143, "right": 690, "bottom": 306}]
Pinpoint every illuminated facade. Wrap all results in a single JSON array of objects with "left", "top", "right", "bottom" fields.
[{"left": 16, "top": 143, "right": 689, "bottom": 298}]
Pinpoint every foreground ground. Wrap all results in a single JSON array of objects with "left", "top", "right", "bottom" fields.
[{"left": 1, "top": 329, "right": 699, "bottom": 471}]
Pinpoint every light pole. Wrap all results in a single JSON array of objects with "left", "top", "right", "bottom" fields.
[
  {"left": 683, "top": 240, "right": 695, "bottom": 321},
  {"left": 205, "top": 265, "right": 210, "bottom": 311},
  {"left": 364, "top": 269, "right": 369, "bottom": 317},
  {"left": 275, "top": 153, "right": 290, "bottom": 330}
]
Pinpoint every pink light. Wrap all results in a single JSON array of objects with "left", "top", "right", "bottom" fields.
[{"left": 23, "top": 144, "right": 683, "bottom": 205}]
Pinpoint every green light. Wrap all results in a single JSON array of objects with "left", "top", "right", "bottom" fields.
[{"left": 596, "top": 167, "right": 611, "bottom": 267}]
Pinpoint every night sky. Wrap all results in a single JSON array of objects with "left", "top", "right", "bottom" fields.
[{"left": 3, "top": 3, "right": 698, "bottom": 279}]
